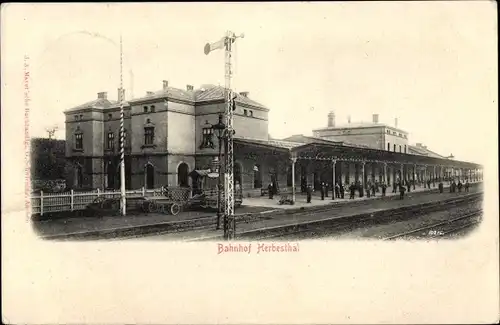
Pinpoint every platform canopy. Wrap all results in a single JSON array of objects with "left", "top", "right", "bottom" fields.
[{"left": 233, "top": 138, "right": 482, "bottom": 169}]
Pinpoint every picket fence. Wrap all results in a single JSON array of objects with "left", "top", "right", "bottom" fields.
[{"left": 30, "top": 187, "right": 191, "bottom": 215}]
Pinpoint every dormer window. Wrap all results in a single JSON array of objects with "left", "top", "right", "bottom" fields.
[
  {"left": 244, "top": 109, "right": 248, "bottom": 116},
  {"left": 143, "top": 106, "right": 148, "bottom": 113},
  {"left": 146, "top": 118, "right": 151, "bottom": 124},
  {"left": 150, "top": 105, "right": 155, "bottom": 112}
]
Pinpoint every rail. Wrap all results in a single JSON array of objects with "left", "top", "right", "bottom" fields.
[{"left": 382, "top": 209, "right": 483, "bottom": 240}]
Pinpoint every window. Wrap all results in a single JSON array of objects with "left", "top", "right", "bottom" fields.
[
  {"left": 144, "top": 127, "right": 154, "bottom": 145},
  {"left": 75, "top": 133, "right": 83, "bottom": 150},
  {"left": 404, "top": 145, "right": 407, "bottom": 153},
  {"left": 254, "top": 164, "right": 262, "bottom": 188},
  {"left": 399, "top": 145, "right": 402, "bottom": 153},
  {"left": 393, "top": 131, "right": 396, "bottom": 135},
  {"left": 143, "top": 106, "right": 148, "bottom": 113},
  {"left": 108, "top": 113, "right": 112, "bottom": 120},
  {"left": 250, "top": 111, "right": 254, "bottom": 117},
  {"left": 146, "top": 118, "right": 151, "bottom": 124},
  {"left": 393, "top": 144, "right": 396, "bottom": 152},
  {"left": 150, "top": 105, "right": 155, "bottom": 112},
  {"left": 75, "top": 115, "right": 79, "bottom": 121},
  {"left": 244, "top": 109, "right": 248, "bottom": 116},
  {"left": 107, "top": 132, "right": 115, "bottom": 150},
  {"left": 386, "top": 130, "right": 390, "bottom": 134},
  {"left": 399, "top": 133, "right": 402, "bottom": 137},
  {"left": 79, "top": 114, "right": 83, "bottom": 120},
  {"left": 387, "top": 142, "right": 390, "bottom": 151},
  {"left": 201, "top": 127, "right": 214, "bottom": 149}
]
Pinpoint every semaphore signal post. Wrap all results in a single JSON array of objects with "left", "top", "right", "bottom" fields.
[{"left": 204, "top": 30, "right": 244, "bottom": 240}]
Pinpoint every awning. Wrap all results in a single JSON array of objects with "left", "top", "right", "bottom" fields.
[{"left": 189, "top": 169, "right": 211, "bottom": 177}]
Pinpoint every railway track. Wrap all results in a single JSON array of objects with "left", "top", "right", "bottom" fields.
[
  {"left": 382, "top": 209, "right": 483, "bottom": 240},
  {"left": 232, "top": 193, "right": 483, "bottom": 241}
]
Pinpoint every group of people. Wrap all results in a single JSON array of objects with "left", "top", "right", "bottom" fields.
[{"left": 449, "top": 179, "right": 470, "bottom": 193}]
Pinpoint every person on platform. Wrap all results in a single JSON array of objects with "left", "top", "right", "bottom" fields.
[
  {"left": 427, "top": 179, "right": 431, "bottom": 189},
  {"left": 371, "top": 183, "right": 376, "bottom": 197},
  {"left": 366, "top": 183, "right": 371, "bottom": 198},
  {"left": 320, "top": 182, "right": 325, "bottom": 200},
  {"left": 399, "top": 183, "right": 406, "bottom": 199},
  {"left": 268, "top": 183, "right": 273, "bottom": 199},
  {"left": 306, "top": 184, "right": 313, "bottom": 203},
  {"left": 381, "top": 182, "right": 387, "bottom": 197},
  {"left": 457, "top": 180, "right": 463, "bottom": 193},
  {"left": 439, "top": 181, "right": 444, "bottom": 193},
  {"left": 392, "top": 180, "right": 397, "bottom": 193},
  {"left": 450, "top": 180, "right": 456, "bottom": 193},
  {"left": 465, "top": 180, "right": 470, "bottom": 192},
  {"left": 407, "top": 179, "right": 411, "bottom": 193},
  {"left": 358, "top": 182, "right": 364, "bottom": 198},
  {"left": 335, "top": 183, "right": 340, "bottom": 199},
  {"left": 325, "top": 183, "right": 329, "bottom": 197},
  {"left": 340, "top": 183, "right": 345, "bottom": 199},
  {"left": 349, "top": 183, "right": 355, "bottom": 200}
]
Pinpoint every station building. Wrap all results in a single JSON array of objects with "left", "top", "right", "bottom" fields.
[{"left": 64, "top": 82, "right": 483, "bottom": 197}]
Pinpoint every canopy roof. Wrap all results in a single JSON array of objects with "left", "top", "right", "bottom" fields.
[{"left": 233, "top": 138, "right": 481, "bottom": 169}]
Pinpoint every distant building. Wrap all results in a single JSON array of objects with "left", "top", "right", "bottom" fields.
[
  {"left": 313, "top": 112, "right": 442, "bottom": 156},
  {"left": 64, "top": 83, "right": 269, "bottom": 190}
]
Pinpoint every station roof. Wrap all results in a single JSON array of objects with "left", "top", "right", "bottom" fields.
[
  {"left": 234, "top": 136, "right": 481, "bottom": 169},
  {"left": 66, "top": 84, "right": 268, "bottom": 112},
  {"left": 313, "top": 122, "right": 408, "bottom": 134}
]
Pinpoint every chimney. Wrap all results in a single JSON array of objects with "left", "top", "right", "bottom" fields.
[
  {"left": 117, "top": 88, "right": 126, "bottom": 102},
  {"left": 162, "top": 80, "right": 168, "bottom": 90},
  {"left": 372, "top": 114, "right": 379, "bottom": 123},
  {"left": 146, "top": 91, "right": 154, "bottom": 96},
  {"left": 348, "top": 115, "right": 351, "bottom": 124},
  {"left": 239, "top": 91, "right": 249, "bottom": 97},
  {"left": 97, "top": 92, "right": 107, "bottom": 99},
  {"left": 186, "top": 85, "right": 194, "bottom": 91},
  {"left": 394, "top": 118, "right": 398, "bottom": 128},
  {"left": 328, "top": 111, "right": 335, "bottom": 127}
]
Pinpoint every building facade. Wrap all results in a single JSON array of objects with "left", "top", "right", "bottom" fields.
[
  {"left": 313, "top": 112, "right": 410, "bottom": 153},
  {"left": 64, "top": 82, "right": 269, "bottom": 190}
]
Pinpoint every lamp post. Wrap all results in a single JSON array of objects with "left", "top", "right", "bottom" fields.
[{"left": 212, "top": 113, "right": 226, "bottom": 230}]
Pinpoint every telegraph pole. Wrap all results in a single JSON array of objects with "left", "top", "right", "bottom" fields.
[
  {"left": 204, "top": 30, "right": 244, "bottom": 240},
  {"left": 119, "top": 35, "right": 126, "bottom": 216}
]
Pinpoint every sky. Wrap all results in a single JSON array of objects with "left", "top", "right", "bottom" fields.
[{"left": 1, "top": 2, "right": 497, "bottom": 164}]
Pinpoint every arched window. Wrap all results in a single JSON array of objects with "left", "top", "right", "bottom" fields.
[
  {"left": 387, "top": 142, "right": 390, "bottom": 151},
  {"left": 75, "top": 165, "right": 83, "bottom": 187},
  {"left": 393, "top": 144, "right": 396, "bottom": 152},
  {"left": 145, "top": 164, "right": 155, "bottom": 189},
  {"left": 177, "top": 163, "right": 189, "bottom": 187},
  {"left": 253, "top": 164, "right": 262, "bottom": 188}
]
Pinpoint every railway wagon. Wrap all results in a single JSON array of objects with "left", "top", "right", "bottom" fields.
[{"left": 189, "top": 169, "right": 243, "bottom": 210}]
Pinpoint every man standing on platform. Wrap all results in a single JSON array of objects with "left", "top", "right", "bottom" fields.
[
  {"left": 335, "top": 182, "right": 340, "bottom": 199},
  {"left": 325, "top": 182, "right": 329, "bottom": 198},
  {"left": 306, "top": 184, "right": 313, "bottom": 203},
  {"left": 268, "top": 183, "right": 273, "bottom": 199},
  {"left": 320, "top": 182, "right": 325, "bottom": 200},
  {"left": 399, "top": 183, "right": 406, "bottom": 199},
  {"left": 381, "top": 182, "right": 387, "bottom": 197},
  {"left": 340, "top": 183, "right": 345, "bottom": 199}
]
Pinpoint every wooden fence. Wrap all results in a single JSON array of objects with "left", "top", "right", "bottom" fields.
[{"left": 30, "top": 187, "right": 191, "bottom": 215}]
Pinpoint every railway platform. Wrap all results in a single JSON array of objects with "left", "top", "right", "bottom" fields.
[{"left": 33, "top": 182, "right": 482, "bottom": 240}]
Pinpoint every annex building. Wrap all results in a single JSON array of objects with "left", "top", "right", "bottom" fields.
[{"left": 64, "top": 82, "right": 482, "bottom": 197}]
